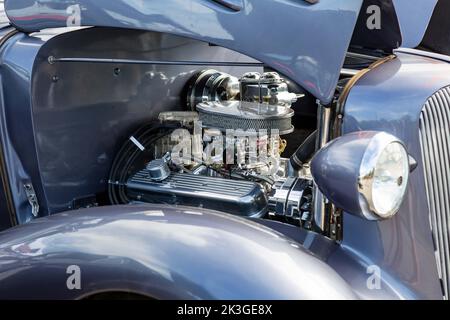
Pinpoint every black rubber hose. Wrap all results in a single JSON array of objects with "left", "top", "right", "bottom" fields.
[
  {"left": 108, "top": 123, "right": 160, "bottom": 204},
  {"left": 290, "top": 130, "right": 317, "bottom": 171},
  {"left": 108, "top": 123, "right": 181, "bottom": 204}
]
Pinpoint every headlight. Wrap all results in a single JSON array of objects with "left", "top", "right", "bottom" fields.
[
  {"left": 311, "top": 131, "right": 410, "bottom": 221},
  {"left": 359, "top": 134, "right": 409, "bottom": 219}
]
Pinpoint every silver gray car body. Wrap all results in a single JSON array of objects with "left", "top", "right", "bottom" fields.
[{"left": 0, "top": 0, "right": 448, "bottom": 300}]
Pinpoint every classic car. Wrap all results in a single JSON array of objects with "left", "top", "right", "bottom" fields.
[{"left": 0, "top": 0, "right": 449, "bottom": 300}]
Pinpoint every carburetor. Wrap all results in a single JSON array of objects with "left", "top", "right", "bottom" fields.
[{"left": 239, "top": 71, "right": 300, "bottom": 107}]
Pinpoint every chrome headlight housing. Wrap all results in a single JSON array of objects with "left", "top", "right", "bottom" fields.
[
  {"left": 358, "top": 133, "right": 409, "bottom": 219},
  {"left": 311, "top": 131, "right": 410, "bottom": 220}
]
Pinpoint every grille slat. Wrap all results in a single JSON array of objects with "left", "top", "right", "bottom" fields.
[
  {"left": 421, "top": 106, "right": 448, "bottom": 290},
  {"left": 434, "top": 93, "right": 450, "bottom": 266},
  {"left": 420, "top": 87, "right": 450, "bottom": 299},
  {"left": 429, "top": 97, "right": 450, "bottom": 292}
]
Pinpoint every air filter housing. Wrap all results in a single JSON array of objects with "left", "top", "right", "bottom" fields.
[
  {"left": 197, "top": 100, "right": 294, "bottom": 135},
  {"left": 187, "top": 70, "right": 299, "bottom": 135}
]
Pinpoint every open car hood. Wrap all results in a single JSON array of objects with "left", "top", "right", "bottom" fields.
[
  {"left": 4, "top": 0, "right": 442, "bottom": 103},
  {"left": 5, "top": 0, "right": 365, "bottom": 104}
]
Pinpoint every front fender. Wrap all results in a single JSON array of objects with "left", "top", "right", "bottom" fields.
[{"left": 0, "top": 204, "right": 356, "bottom": 299}]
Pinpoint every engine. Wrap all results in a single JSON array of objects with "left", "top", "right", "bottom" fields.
[{"left": 109, "top": 70, "right": 314, "bottom": 227}]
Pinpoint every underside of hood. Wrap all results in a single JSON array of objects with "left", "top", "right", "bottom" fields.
[
  {"left": 4, "top": 0, "right": 443, "bottom": 103},
  {"left": 4, "top": 0, "right": 364, "bottom": 104}
]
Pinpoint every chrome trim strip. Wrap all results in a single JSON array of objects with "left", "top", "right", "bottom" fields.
[
  {"left": 313, "top": 104, "right": 331, "bottom": 232},
  {"left": 346, "top": 52, "right": 380, "bottom": 61},
  {"left": 340, "top": 68, "right": 359, "bottom": 76}
]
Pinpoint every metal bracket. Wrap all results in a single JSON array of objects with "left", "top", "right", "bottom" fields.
[
  {"left": 47, "top": 56, "right": 264, "bottom": 67},
  {"left": 24, "top": 183, "right": 39, "bottom": 217},
  {"left": 408, "top": 154, "right": 418, "bottom": 172}
]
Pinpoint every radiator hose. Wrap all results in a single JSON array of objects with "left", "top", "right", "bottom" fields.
[{"left": 290, "top": 130, "right": 317, "bottom": 171}]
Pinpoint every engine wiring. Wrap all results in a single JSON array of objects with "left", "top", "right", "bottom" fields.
[{"left": 108, "top": 122, "right": 181, "bottom": 204}]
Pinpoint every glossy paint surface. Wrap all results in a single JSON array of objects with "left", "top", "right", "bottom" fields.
[
  {"left": 4, "top": 0, "right": 363, "bottom": 104},
  {"left": 392, "top": 0, "right": 437, "bottom": 48},
  {"left": 0, "top": 204, "right": 357, "bottom": 299},
  {"left": 0, "top": 32, "right": 47, "bottom": 226},
  {"left": 0, "top": 0, "right": 446, "bottom": 301},
  {"left": 311, "top": 131, "right": 376, "bottom": 218},
  {"left": 341, "top": 52, "right": 450, "bottom": 299}
]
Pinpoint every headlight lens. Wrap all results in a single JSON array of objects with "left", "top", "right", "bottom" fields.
[
  {"left": 371, "top": 142, "right": 409, "bottom": 217},
  {"left": 359, "top": 134, "right": 410, "bottom": 219}
]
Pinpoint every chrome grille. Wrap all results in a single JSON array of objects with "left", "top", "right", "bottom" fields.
[{"left": 419, "top": 86, "right": 450, "bottom": 300}]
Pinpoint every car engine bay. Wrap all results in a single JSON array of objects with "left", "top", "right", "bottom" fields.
[
  {"left": 23, "top": 27, "right": 366, "bottom": 237},
  {"left": 108, "top": 69, "right": 317, "bottom": 228}
]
